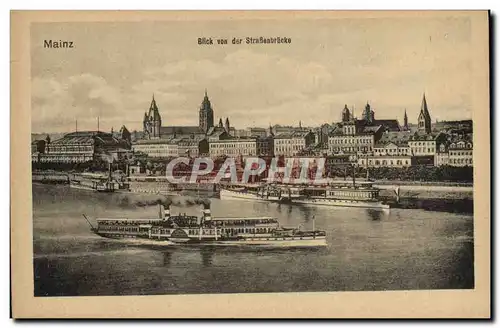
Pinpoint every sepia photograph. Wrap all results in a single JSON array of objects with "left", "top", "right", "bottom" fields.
[{"left": 11, "top": 10, "right": 490, "bottom": 318}]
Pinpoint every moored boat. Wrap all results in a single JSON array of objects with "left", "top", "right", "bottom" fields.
[
  {"left": 219, "top": 179, "right": 390, "bottom": 210},
  {"left": 69, "top": 162, "right": 130, "bottom": 193}
]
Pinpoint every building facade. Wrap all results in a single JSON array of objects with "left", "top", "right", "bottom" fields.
[
  {"left": 256, "top": 136, "right": 274, "bottom": 157},
  {"left": 328, "top": 121, "right": 383, "bottom": 155},
  {"left": 132, "top": 137, "right": 209, "bottom": 158},
  {"left": 209, "top": 137, "right": 259, "bottom": 158},
  {"left": 132, "top": 139, "right": 180, "bottom": 158},
  {"left": 373, "top": 131, "right": 412, "bottom": 156},
  {"left": 448, "top": 139, "right": 473, "bottom": 167},
  {"left": 435, "top": 143, "right": 451, "bottom": 166},
  {"left": 358, "top": 155, "right": 413, "bottom": 168},
  {"left": 273, "top": 131, "right": 315, "bottom": 157},
  {"left": 177, "top": 138, "right": 209, "bottom": 157},
  {"left": 33, "top": 131, "right": 130, "bottom": 163},
  {"left": 408, "top": 132, "right": 446, "bottom": 157},
  {"left": 373, "top": 142, "right": 411, "bottom": 157}
]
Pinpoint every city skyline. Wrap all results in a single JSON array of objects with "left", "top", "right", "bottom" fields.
[
  {"left": 31, "top": 17, "right": 473, "bottom": 133},
  {"left": 31, "top": 91, "right": 469, "bottom": 135}
]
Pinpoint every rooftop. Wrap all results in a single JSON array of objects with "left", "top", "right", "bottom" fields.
[
  {"left": 160, "top": 126, "right": 205, "bottom": 135},
  {"left": 374, "top": 131, "right": 412, "bottom": 147},
  {"left": 50, "top": 131, "right": 127, "bottom": 146},
  {"left": 274, "top": 131, "right": 312, "bottom": 139},
  {"left": 409, "top": 132, "right": 444, "bottom": 141},
  {"left": 210, "top": 137, "right": 258, "bottom": 143},
  {"left": 134, "top": 136, "right": 206, "bottom": 145}
]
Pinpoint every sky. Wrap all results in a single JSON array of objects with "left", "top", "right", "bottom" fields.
[{"left": 31, "top": 16, "right": 474, "bottom": 133}]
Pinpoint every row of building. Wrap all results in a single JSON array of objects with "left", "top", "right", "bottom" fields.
[
  {"left": 132, "top": 93, "right": 472, "bottom": 167},
  {"left": 32, "top": 92, "right": 473, "bottom": 168},
  {"left": 31, "top": 128, "right": 132, "bottom": 164}
]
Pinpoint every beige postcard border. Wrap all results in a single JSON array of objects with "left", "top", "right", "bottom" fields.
[{"left": 10, "top": 10, "right": 490, "bottom": 318}]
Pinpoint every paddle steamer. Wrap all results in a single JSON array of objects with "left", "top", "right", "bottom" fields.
[{"left": 83, "top": 203, "right": 326, "bottom": 248}]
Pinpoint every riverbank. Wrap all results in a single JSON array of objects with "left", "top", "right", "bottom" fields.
[
  {"left": 31, "top": 171, "right": 474, "bottom": 200},
  {"left": 376, "top": 184, "right": 473, "bottom": 200},
  {"left": 373, "top": 180, "right": 473, "bottom": 187},
  {"left": 32, "top": 172, "right": 69, "bottom": 184}
]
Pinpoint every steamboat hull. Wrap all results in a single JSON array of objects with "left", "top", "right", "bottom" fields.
[
  {"left": 205, "top": 237, "right": 327, "bottom": 248},
  {"left": 219, "top": 190, "right": 280, "bottom": 202},
  {"left": 69, "top": 183, "right": 97, "bottom": 192},
  {"left": 70, "top": 183, "right": 131, "bottom": 193},
  {"left": 93, "top": 232, "right": 326, "bottom": 248},
  {"left": 220, "top": 189, "right": 390, "bottom": 210},
  {"left": 295, "top": 199, "right": 390, "bottom": 210},
  {"left": 95, "top": 233, "right": 176, "bottom": 246}
]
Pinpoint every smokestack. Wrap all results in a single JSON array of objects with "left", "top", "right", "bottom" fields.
[
  {"left": 158, "top": 203, "right": 164, "bottom": 220},
  {"left": 202, "top": 203, "right": 212, "bottom": 222},
  {"left": 163, "top": 205, "right": 170, "bottom": 220}
]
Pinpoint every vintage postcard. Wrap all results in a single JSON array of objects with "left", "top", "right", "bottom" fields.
[{"left": 11, "top": 10, "right": 490, "bottom": 318}]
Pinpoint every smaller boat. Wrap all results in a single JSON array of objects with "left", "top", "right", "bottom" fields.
[
  {"left": 220, "top": 179, "right": 390, "bottom": 210},
  {"left": 69, "top": 163, "right": 130, "bottom": 193}
]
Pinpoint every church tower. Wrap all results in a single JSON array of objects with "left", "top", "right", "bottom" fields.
[
  {"left": 363, "top": 102, "right": 373, "bottom": 123},
  {"left": 341, "top": 104, "right": 351, "bottom": 122},
  {"left": 225, "top": 117, "right": 230, "bottom": 133},
  {"left": 199, "top": 90, "right": 215, "bottom": 133},
  {"left": 143, "top": 95, "right": 162, "bottom": 139},
  {"left": 417, "top": 93, "right": 432, "bottom": 134}
]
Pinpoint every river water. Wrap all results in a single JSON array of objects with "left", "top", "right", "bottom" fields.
[{"left": 32, "top": 183, "right": 474, "bottom": 296}]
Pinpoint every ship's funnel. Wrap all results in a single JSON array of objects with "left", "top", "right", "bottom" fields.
[
  {"left": 158, "top": 203, "right": 164, "bottom": 220},
  {"left": 202, "top": 203, "right": 212, "bottom": 222},
  {"left": 163, "top": 205, "right": 170, "bottom": 220}
]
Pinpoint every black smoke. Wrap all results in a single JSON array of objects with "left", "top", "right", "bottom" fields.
[{"left": 111, "top": 193, "right": 210, "bottom": 209}]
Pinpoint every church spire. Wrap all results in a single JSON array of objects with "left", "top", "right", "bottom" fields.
[
  {"left": 421, "top": 92, "right": 430, "bottom": 117},
  {"left": 403, "top": 108, "right": 408, "bottom": 130},
  {"left": 149, "top": 94, "right": 158, "bottom": 113},
  {"left": 144, "top": 93, "right": 161, "bottom": 139},
  {"left": 418, "top": 93, "right": 432, "bottom": 134}
]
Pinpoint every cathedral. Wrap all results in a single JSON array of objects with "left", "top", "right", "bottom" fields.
[
  {"left": 142, "top": 90, "right": 231, "bottom": 140},
  {"left": 340, "top": 102, "right": 401, "bottom": 132}
]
